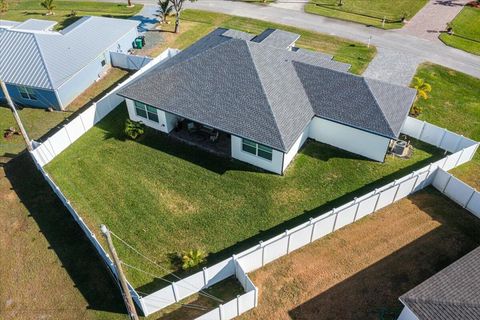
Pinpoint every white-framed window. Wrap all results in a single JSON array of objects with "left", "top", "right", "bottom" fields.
[
  {"left": 134, "top": 101, "right": 159, "bottom": 123},
  {"left": 242, "top": 138, "right": 273, "bottom": 161},
  {"left": 18, "top": 86, "right": 37, "bottom": 100}
]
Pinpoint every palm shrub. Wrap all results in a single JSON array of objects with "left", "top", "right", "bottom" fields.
[
  {"left": 40, "top": 0, "right": 56, "bottom": 15},
  {"left": 409, "top": 77, "right": 431, "bottom": 117},
  {"left": 181, "top": 249, "right": 206, "bottom": 270},
  {"left": 124, "top": 119, "right": 145, "bottom": 140},
  {"left": 412, "top": 77, "right": 432, "bottom": 100},
  {"left": 158, "top": 0, "right": 173, "bottom": 23}
]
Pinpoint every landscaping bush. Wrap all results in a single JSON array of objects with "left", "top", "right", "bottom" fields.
[
  {"left": 181, "top": 249, "right": 207, "bottom": 270},
  {"left": 124, "top": 119, "right": 144, "bottom": 140}
]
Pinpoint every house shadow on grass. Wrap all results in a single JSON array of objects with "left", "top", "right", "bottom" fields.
[
  {"left": 286, "top": 189, "right": 480, "bottom": 320},
  {"left": 4, "top": 154, "right": 128, "bottom": 315}
]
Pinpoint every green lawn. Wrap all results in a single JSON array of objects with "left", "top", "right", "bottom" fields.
[
  {"left": 439, "top": 7, "right": 480, "bottom": 56},
  {"left": 45, "top": 104, "right": 442, "bottom": 289},
  {"left": 411, "top": 63, "right": 480, "bottom": 188},
  {"left": 0, "top": 1, "right": 142, "bottom": 30},
  {"left": 305, "top": 0, "right": 428, "bottom": 29},
  {"left": 153, "top": 9, "right": 376, "bottom": 74}
]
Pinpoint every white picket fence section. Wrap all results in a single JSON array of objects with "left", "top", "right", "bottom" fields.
[
  {"left": 31, "top": 48, "right": 180, "bottom": 167},
  {"left": 432, "top": 168, "right": 480, "bottom": 218},
  {"left": 26, "top": 49, "right": 479, "bottom": 319},
  {"left": 111, "top": 51, "right": 153, "bottom": 70}
]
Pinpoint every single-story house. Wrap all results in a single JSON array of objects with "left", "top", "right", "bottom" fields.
[
  {"left": 0, "top": 17, "right": 139, "bottom": 110},
  {"left": 397, "top": 246, "right": 480, "bottom": 320},
  {"left": 117, "top": 28, "right": 416, "bottom": 174}
]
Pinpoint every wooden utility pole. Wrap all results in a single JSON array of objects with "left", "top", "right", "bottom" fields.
[
  {"left": 0, "top": 80, "right": 33, "bottom": 151},
  {"left": 100, "top": 225, "right": 139, "bottom": 320}
]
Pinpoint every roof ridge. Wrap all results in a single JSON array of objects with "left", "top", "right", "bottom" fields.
[
  {"left": 245, "top": 41, "right": 287, "bottom": 151},
  {"left": 32, "top": 33, "right": 55, "bottom": 89},
  {"left": 363, "top": 77, "right": 396, "bottom": 137}
]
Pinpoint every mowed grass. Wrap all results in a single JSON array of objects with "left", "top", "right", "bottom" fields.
[
  {"left": 46, "top": 104, "right": 442, "bottom": 289},
  {"left": 305, "top": 0, "right": 428, "bottom": 29},
  {"left": 0, "top": 68, "right": 129, "bottom": 158},
  {"left": 152, "top": 9, "right": 376, "bottom": 74},
  {"left": 411, "top": 63, "right": 480, "bottom": 188},
  {"left": 0, "top": 1, "right": 142, "bottom": 30},
  {"left": 439, "top": 7, "right": 480, "bottom": 56}
]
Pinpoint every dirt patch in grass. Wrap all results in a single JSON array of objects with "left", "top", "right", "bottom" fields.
[{"left": 238, "top": 189, "right": 480, "bottom": 320}]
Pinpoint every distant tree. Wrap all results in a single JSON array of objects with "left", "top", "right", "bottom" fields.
[
  {"left": 412, "top": 77, "right": 432, "bottom": 100},
  {"left": 158, "top": 0, "right": 173, "bottom": 24},
  {"left": 40, "top": 0, "right": 55, "bottom": 15},
  {"left": 0, "top": 0, "right": 8, "bottom": 13},
  {"left": 169, "top": 0, "right": 196, "bottom": 33}
]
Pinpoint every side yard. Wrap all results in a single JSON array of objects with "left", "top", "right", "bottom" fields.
[
  {"left": 45, "top": 103, "right": 443, "bottom": 290},
  {"left": 238, "top": 189, "right": 480, "bottom": 320},
  {"left": 146, "top": 9, "right": 376, "bottom": 74},
  {"left": 439, "top": 6, "right": 480, "bottom": 56},
  {"left": 410, "top": 63, "right": 480, "bottom": 188},
  {"left": 0, "top": 68, "right": 129, "bottom": 159},
  {"left": 304, "top": 0, "right": 428, "bottom": 29}
]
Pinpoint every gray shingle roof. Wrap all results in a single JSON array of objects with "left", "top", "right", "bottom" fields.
[
  {"left": 0, "top": 17, "right": 139, "bottom": 89},
  {"left": 400, "top": 246, "right": 480, "bottom": 320},
  {"left": 295, "top": 62, "right": 415, "bottom": 138},
  {"left": 252, "top": 28, "right": 300, "bottom": 49},
  {"left": 118, "top": 28, "right": 414, "bottom": 152}
]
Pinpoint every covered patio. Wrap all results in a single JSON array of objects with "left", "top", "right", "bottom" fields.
[{"left": 170, "top": 119, "right": 231, "bottom": 158}]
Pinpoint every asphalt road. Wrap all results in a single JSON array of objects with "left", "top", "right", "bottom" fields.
[{"left": 126, "top": 0, "right": 480, "bottom": 80}]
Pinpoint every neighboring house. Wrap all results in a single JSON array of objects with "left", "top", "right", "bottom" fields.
[
  {"left": 118, "top": 28, "right": 416, "bottom": 174},
  {"left": 398, "top": 246, "right": 480, "bottom": 320},
  {"left": 0, "top": 17, "right": 139, "bottom": 110}
]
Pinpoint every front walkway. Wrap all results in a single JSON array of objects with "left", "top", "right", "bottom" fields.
[{"left": 400, "top": 0, "right": 469, "bottom": 42}]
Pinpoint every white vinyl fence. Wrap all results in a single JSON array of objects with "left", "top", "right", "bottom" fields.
[
  {"left": 27, "top": 52, "right": 479, "bottom": 319},
  {"left": 433, "top": 168, "right": 480, "bottom": 218},
  {"left": 110, "top": 52, "right": 153, "bottom": 70},
  {"left": 31, "top": 48, "right": 180, "bottom": 167}
]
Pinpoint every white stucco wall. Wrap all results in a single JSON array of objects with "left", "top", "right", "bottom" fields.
[
  {"left": 126, "top": 99, "right": 179, "bottom": 133},
  {"left": 231, "top": 135, "right": 284, "bottom": 174},
  {"left": 397, "top": 306, "right": 419, "bottom": 320},
  {"left": 309, "top": 117, "right": 390, "bottom": 162},
  {"left": 283, "top": 124, "right": 310, "bottom": 172}
]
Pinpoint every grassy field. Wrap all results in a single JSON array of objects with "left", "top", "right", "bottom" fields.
[
  {"left": 411, "top": 63, "right": 480, "bottom": 188},
  {"left": 0, "top": 68, "right": 129, "bottom": 159},
  {"left": 45, "top": 104, "right": 442, "bottom": 289},
  {"left": 150, "top": 9, "right": 376, "bottom": 74},
  {"left": 239, "top": 189, "right": 480, "bottom": 320},
  {"left": 439, "top": 7, "right": 480, "bottom": 56},
  {"left": 304, "top": 0, "right": 428, "bottom": 29},
  {"left": 0, "top": 1, "right": 142, "bottom": 29}
]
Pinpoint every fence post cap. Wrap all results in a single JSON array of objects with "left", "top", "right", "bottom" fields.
[
  {"left": 231, "top": 254, "right": 236, "bottom": 260},
  {"left": 259, "top": 240, "right": 264, "bottom": 247},
  {"left": 309, "top": 217, "right": 314, "bottom": 223},
  {"left": 203, "top": 267, "right": 208, "bottom": 271}
]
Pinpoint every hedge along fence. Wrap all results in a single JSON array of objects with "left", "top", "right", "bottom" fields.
[
  {"left": 433, "top": 168, "right": 480, "bottom": 218},
  {"left": 31, "top": 48, "right": 180, "bottom": 167}
]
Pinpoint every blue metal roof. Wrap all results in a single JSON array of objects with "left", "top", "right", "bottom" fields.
[{"left": 0, "top": 17, "right": 139, "bottom": 90}]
